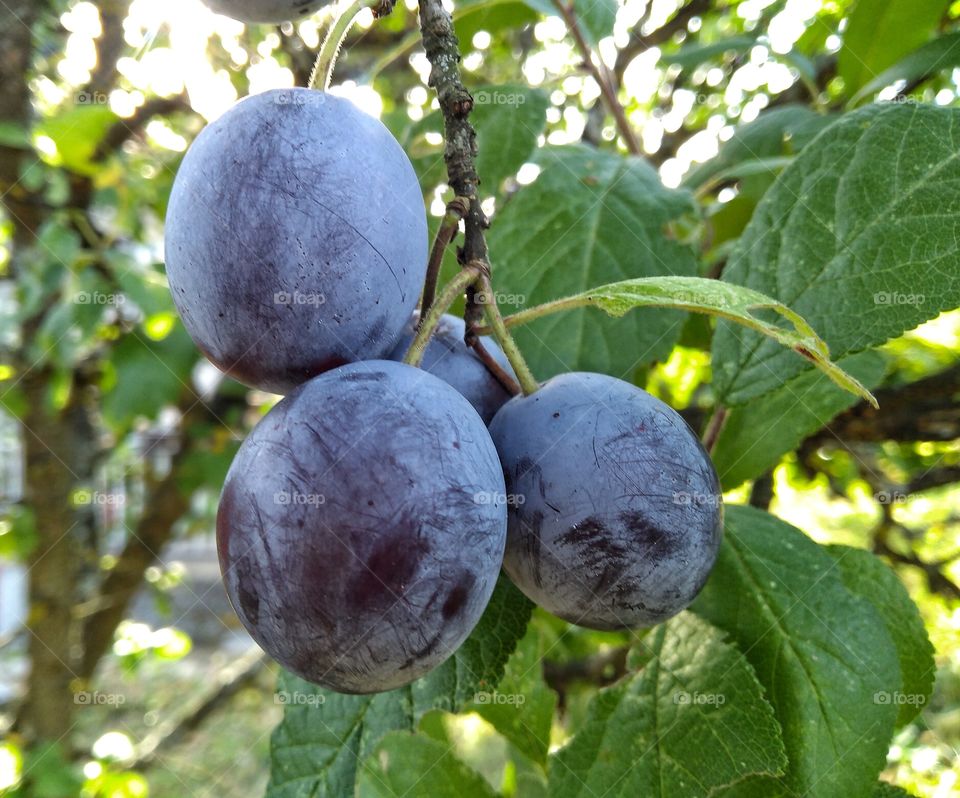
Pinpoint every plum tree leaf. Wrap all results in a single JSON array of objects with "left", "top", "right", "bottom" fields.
[
  {"left": 873, "top": 783, "right": 919, "bottom": 797},
  {"left": 402, "top": 84, "right": 547, "bottom": 194},
  {"left": 850, "top": 31, "right": 960, "bottom": 106},
  {"left": 838, "top": 0, "right": 949, "bottom": 94},
  {"left": 712, "top": 103, "right": 960, "bottom": 406},
  {"left": 523, "top": 0, "right": 616, "bottom": 49},
  {"left": 471, "top": 624, "right": 556, "bottom": 765},
  {"left": 488, "top": 145, "right": 699, "bottom": 379},
  {"left": 472, "top": 84, "right": 548, "bottom": 190},
  {"left": 265, "top": 578, "right": 532, "bottom": 798},
  {"left": 548, "top": 613, "right": 786, "bottom": 798},
  {"left": 494, "top": 275, "right": 877, "bottom": 405},
  {"left": 692, "top": 506, "right": 902, "bottom": 798},
  {"left": 357, "top": 732, "right": 498, "bottom": 797},
  {"left": 712, "top": 350, "right": 888, "bottom": 489},
  {"left": 827, "top": 545, "right": 936, "bottom": 727}
]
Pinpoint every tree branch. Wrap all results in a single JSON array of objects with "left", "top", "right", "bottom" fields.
[
  {"left": 613, "top": 0, "right": 711, "bottom": 83},
  {"left": 809, "top": 364, "right": 960, "bottom": 445},
  {"left": 553, "top": 0, "right": 640, "bottom": 155},
  {"left": 77, "top": 393, "right": 236, "bottom": 680},
  {"left": 131, "top": 648, "right": 268, "bottom": 767}
]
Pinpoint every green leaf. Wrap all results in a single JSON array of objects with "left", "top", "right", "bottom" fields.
[
  {"left": 34, "top": 104, "right": 117, "bottom": 175},
  {"left": 487, "top": 145, "right": 699, "bottom": 379},
  {"left": 850, "top": 31, "right": 960, "bottom": 105},
  {"left": 712, "top": 103, "right": 960, "bottom": 406},
  {"left": 659, "top": 35, "right": 759, "bottom": 70},
  {"left": 683, "top": 105, "right": 833, "bottom": 193},
  {"left": 101, "top": 325, "right": 197, "bottom": 428},
  {"left": 872, "top": 783, "right": 918, "bottom": 797},
  {"left": 549, "top": 613, "right": 786, "bottom": 798},
  {"left": 472, "top": 85, "right": 548, "bottom": 190},
  {"left": 500, "top": 276, "right": 877, "bottom": 405},
  {"left": 523, "top": 0, "right": 616, "bottom": 49},
  {"left": 571, "top": 0, "right": 616, "bottom": 50},
  {"left": 692, "top": 505, "right": 902, "bottom": 798},
  {"left": 357, "top": 732, "right": 498, "bottom": 797},
  {"left": 402, "top": 84, "right": 547, "bottom": 194},
  {"left": 455, "top": 0, "right": 538, "bottom": 44},
  {"left": 266, "top": 578, "right": 532, "bottom": 798},
  {"left": 712, "top": 350, "right": 887, "bottom": 489},
  {"left": 826, "top": 545, "right": 936, "bottom": 727},
  {"left": 838, "top": 0, "right": 950, "bottom": 94},
  {"left": 471, "top": 624, "right": 556, "bottom": 765}
]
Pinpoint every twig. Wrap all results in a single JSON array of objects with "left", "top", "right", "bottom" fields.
[
  {"left": 468, "top": 337, "right": 521, "bottom": 396},
  {"left": 131, "top": 648, "right": 268, "bottom": 767},
  {"left": 552, "top": 0, "right": 640, "bottom": 154},
  {"left": 421, "top": 196, "right": 470, "bottom": 316},
  {"left": 418, "top": 0, "right": 538, "bottom": 390},
  {"left": 701, "top": 406, "right": 728, "bottom": 453}
]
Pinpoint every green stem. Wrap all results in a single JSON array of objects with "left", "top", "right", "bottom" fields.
[
  {"left": 478, "top": 275, "right": 539, "bottom": 395},
  {"left": 474, "top": 295, "right": 582, "bottom": 333},
  {"left": 309, "top": 0, "right": 374, "bottom": 91},
  {"left": 403, "top": 267, "right": 481, "bottom": 367}
]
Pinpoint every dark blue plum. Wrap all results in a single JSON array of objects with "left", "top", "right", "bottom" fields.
[
  {"left": 389, "top": 313, "right": 515, "bottom": 424},
  {"left": 202, "top": 0, "right": 329, "bottom": 23},
  {"left": 217, "top": 360, "right": 507, "bottom": 693},
  {"left": 165, "top": 89, "right": 427, "bottom": 395},
  {"left": 488, "top": 372, "right": 722, "bottom": 630}
]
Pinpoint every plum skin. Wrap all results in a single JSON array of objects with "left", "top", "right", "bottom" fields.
[
  {"left": 488, "top": 372, "right": 722, "bottom": 631},
  {"left": 202, "top": 0, "right": 329, "bottom": 23},
  {"left": 216, "top": 360, "right": 507, "bottom": 693},
  {"left": 165, "top": 89, "right": 427, "bottom": 395},
  {"left": 389, "top": 313, "right": 515, "bottom": 424}
]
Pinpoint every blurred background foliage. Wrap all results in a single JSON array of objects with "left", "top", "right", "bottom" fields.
[{"left": 0, "top": 0, "right": 958, "bottom": 795}]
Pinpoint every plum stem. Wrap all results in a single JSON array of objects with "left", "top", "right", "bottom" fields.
[
  {"left": 420, "top": 196, "right": 470, "bottom": 317},
  {"left": 403, "top": 267, "right": 482, "bottom": 368},
  {"left": 477, "top": 275, "right": 539, "bottom": 395},
  {"left": 468, "top": 337, "right": 522, "bottom": 396},
  {"left": 418, "top": 0, "right": 539, "bottom": 394},
  {"left": 309, "top": 0, "right": 391, "bottom": 91},
  {"left": 702, "top": 406, "right": 728, "bottom": 454}
]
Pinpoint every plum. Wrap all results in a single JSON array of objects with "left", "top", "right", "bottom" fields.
[
  {"left": 217, "top": 360, "right": 507, "bottom": 693},
  {"left": 488, "top": 372, "right": 722, "bottom": 630},
  {"left": 202, "top": 0, "right": 329, "bottom": 23},
  {"left": 165, "top": 89, "right": 427, "bottom": 395},
  {"left": 389, "top": 313, "right": 515, "bottom": 424}
]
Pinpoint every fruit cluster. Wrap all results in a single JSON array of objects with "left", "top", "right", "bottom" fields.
[{"left": 165, "top": 87, "right": 722, "bottom": 694}]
